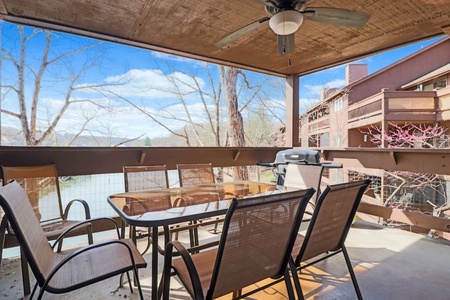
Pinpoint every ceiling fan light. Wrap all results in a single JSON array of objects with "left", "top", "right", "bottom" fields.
[{"left": 269, "top": 10, "right": 304, "bottom": 35}]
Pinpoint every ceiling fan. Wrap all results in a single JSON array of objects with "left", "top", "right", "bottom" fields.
[{"left": 216, "top": 0, "right": 370, "bottom": 55}]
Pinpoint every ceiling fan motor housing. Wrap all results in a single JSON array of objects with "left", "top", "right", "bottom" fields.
[{"left": 269, "top": 10, "right": 304, "bottom": 35}]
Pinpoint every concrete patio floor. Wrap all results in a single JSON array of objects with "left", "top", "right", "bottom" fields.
[{"left": 1, "top": 219, "right": 450, "bottom": 299}]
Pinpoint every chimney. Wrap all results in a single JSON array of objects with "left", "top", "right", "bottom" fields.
[{"left": 346, "top": 64, "right": 368, "bottom": 85}]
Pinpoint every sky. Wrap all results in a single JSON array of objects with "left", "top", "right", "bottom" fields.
[
  {"left": 299, "top": 37, "right": 442, "bottom": 100},
  {"left": 0, "top": 21, "right": 444, "bottom": 141}
]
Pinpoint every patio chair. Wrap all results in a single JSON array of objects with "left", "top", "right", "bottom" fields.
[
  {"left": 160, "top": 187, "right": 315, "bottom": 300},
  {"left": 0, "top": 180, "right": 147, "bottom": 299},
  {"left": 123, "top": 165, "right": 192, "bottom": 254},
  {"left": 177, "top": 163, "right": 216, "bottom": 187},
  {"left": 290, "top": 179, "right": 371, "bottom": 300},
  {"left": 0, "top": 164, "right": 93, "bottom": 262},
  {"left": 283, "top": 163, "right": 325, "bottom": 218},
  {"left": 177, "top": 163, "right": 225, "bottom": 242},
  {"left": 284, "top": 163, "right": 325, "bottom": 204}
]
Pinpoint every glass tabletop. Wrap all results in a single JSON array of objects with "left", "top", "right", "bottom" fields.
[{"left": 108, "top": 181, "right": 296, "bottom": 226}]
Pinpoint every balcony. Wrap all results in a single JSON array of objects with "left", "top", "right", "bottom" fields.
[
  {"left": 1, "top": 146, "right": 450, "bottom": 299},
  {"left": 347, "top": 90, "right": 442, "bottom": 129},
  {"left": 1, "top": 217, "right": 449, "bottom": 299}
]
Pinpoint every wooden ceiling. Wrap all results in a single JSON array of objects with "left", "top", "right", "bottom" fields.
[{"left": 1, "top": 0, "right": 449, "bottom": 77}]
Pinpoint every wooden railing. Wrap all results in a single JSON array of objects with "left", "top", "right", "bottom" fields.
[
  {"left": 2, "top": 146, "right": 450, "bottom": 248},
  {"left": 0, "top": 146, "right": 286, "bottom": 176},
  {"left": 320, "top": 147, "right": 450, "bottom": 234},
  {"left": 348, "top": 90, "right": 437, "bottom": 126}
]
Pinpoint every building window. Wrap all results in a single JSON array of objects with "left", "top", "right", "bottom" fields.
[
  {"left": 333, "top": 97, "right": 343, "bottom": 112},
  {"left": 433, "top": 79, "right": 447, "bottom": 89}
]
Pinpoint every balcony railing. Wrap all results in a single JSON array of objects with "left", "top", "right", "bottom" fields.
[
  {"left": 1, "top": 146, "right": 450, "bottom": 249},
  {"left": 348, "top": 90, "right": 439, "bottom": 127}
]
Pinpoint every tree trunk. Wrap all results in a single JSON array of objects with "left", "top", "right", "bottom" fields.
[{"left": 220, "top": 66, "right": 248, "bottom": 180}]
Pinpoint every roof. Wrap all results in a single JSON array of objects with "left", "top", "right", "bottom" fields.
[
  {"left": 401, "top": 62, "right": 450, "bottom": 89},
  {"left": 342, "top": 36, "right": 450, "bottom": 89},
  {"left": 1, "top": 0, "right": 449, "bottom": 77}
]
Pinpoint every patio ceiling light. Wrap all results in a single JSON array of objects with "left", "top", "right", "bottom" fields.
[{"left": 269, "top": 10, "right": 304, "bottom": 35}]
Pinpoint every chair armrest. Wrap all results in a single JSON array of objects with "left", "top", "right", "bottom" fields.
[
  {"left": 51, "top": 217, "right": 120, "bottom": 249},
  {"left": 46, "top": 239, "right": 140, "bottom": 288},
  {"left": 186, "top": 240, "right": 219, "bottom": 253},
  {"left": 161, "top": 240, "right": 204, "bottom": 300},
  {"left": 173, "top": 197, "right": 194, "bottom": 207},
  {"left": 63, "top": 199, "right": 91, "bottom": 220}
]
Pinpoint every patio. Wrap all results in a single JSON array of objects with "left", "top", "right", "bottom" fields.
[
  {"left": 1, "top": 219, "right": 449, "bottom": 299},
  {"left": 0, "top": 1, "right": 450, "bottom": 299}
]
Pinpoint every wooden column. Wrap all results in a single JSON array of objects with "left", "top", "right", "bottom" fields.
[
  {"left": 286, "top": 75, "right": 300, "bottom": 147},
  {"left": 381, "top": 89, "right": 388, "bottom": 148}
]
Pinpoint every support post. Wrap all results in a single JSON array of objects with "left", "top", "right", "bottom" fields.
[{"left": 286, "top": 75, "right": 300, "bottom": 147}]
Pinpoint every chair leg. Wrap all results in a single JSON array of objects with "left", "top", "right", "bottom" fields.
[
  {"left": 133, "top": 267, "right": 145, "bottom": 300},
  {"left": 57, "top": 236, "right": 64, "bottom": 252},
  {"left": 87, "top": 223, "right": 94, "bottom": 245},
  {"left": 342, "top": 246, "right": 363, "bottom": 300},
  {"left": 120, "top": 220, "right": 127, "bottom": 239},
  {"left": 289, "top": 258, "right": 305, "bottom": 300},
  {"left": 37, "top": 286, "right": 46, "bottom": 300},
  {"left": 232, "top": 289, "right": 242, "bottom": 298},
  {"left": 120, "top": 273, "right": 125, "bottom": 288},
  {"left": 126, "top": 271, "right": 133, "bottom": 293},
  {"left": 283, "top": 268, "right": 296, "bottom": 300},
  {"left": 20, "top": 247, "right": 31, "bottom": 296},
  {"left": 0, "top": 216, "right": 8, "bottom": 264},
  {"left": 30, "top": 281, "right": 39, "bottom": 299}
]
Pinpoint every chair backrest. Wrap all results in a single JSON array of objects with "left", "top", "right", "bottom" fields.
[
  {"left": 207, "top": 188, "right": 315, "bottom": 299},
  {"left": 123, "top": 165, "right": 172, "bottom": 212},
  {"left": 294, "top": 179, "right": 371, "bottom": 265},
  {"left": 1, "top": 164, "right": 63, "bottom": 225},
  {"left": 123, "top": 165, "right": 169, "bottom": 192},
  {"left": 283, "top": 163, "right": 325, "bottom": 204},
  {"left": 177, "top": 163, "right": 215, "bottom": 187},
  {"left": 0, "top": 181, "right": 55, "bottom": 286}
]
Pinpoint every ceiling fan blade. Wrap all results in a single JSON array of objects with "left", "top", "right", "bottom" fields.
[
  {"left": 302, "top": 7, "right": 370, "bottom": 28},
  {"left": 216, "top": 17, "right": 270, "bottom": 48},
  {"left": 277, "top": 33, "right": 295, "bottom": 55}
]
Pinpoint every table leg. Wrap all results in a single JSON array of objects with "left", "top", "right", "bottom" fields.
[
  {"left": 20, "top": 247, "right": 30, "bottom": 296},
  {"left": 152, "top": 226, "right": 158, "bottom": 300},
  {"left": 120, "top": 219, "right": 126, "bottom": 239}
]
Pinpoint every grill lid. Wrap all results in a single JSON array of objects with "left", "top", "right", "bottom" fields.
[{"left": 274, "top": 148, "right": 320, "bottom": 165}]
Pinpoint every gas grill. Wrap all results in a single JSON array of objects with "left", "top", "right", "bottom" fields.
[{"left": 258, "top": 148, "right": 321, "bottom": 184}]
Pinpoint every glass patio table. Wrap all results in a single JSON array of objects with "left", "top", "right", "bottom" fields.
[{"left": 107, "top": 180, "right": 299, "bottom": 299}]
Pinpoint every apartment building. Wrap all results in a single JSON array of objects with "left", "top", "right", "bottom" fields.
[{"left": 301, "top": 36, "right": 450, "bottom": 149}]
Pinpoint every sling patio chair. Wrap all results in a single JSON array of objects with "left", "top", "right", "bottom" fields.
[
  {"left": 177, "top": 163, "right": 228, "bottom": 246},
  {"left": 0, "top": 164, "right": 93, "bottom": 262},
  {"left": 123, "top": 165, "right": 195, "bottom": 255},
  {"left": 291, "top": 179, "right": 371, "bottom": 300},
  {"left": 159, "top": 187, "right": 315, "bottom": 300},
  {"left": 253, "top": 179, "right": 370, "bottom": 300},
  {"left": 283, "top": 163, "right": 326, "bottom": 219},
  {"left": 177, "top": 163, "right": 216, "bottom": 187},
  {"left": 0, "top": 180, "right": 147, "bottom": 300},
  {"left": 283, "top": 163, "right": 325, "bottom": 205}
]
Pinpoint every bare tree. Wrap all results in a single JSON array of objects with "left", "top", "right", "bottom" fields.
[
  {"left": 0, "top": 25, "right": 130, "bottom": 146},
  {"left": 99, "top": 59, "right": 285, "bottom": 148},
  {"left": 219, "top": 66, "right": 248, "bottom": 180},
  {"left": 97, "top": 59, "right": 284, "bottom": 178}
]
